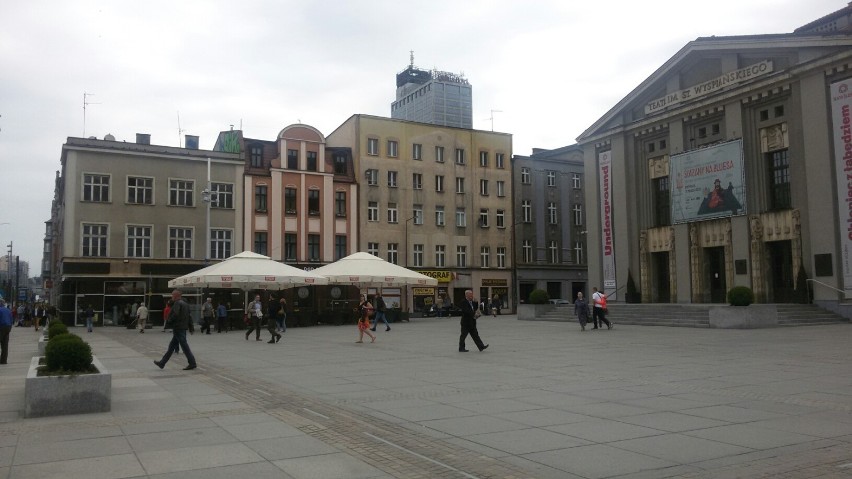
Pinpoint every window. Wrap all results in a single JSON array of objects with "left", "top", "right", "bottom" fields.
[
  {"left": 127, "top": 177, "right": 152, "bottom": 205},
  {"left": 308, "top": 234, "right": 320, "bottom": 261},
  {"left": 496, "top": 209, "right": 505, "bottom": 228},
  {"left": 333, "top": 152, "right": 347, "bottom": 175},
  {"left": 287, "top": 149, "right": 298, "bottom": 169},
  {"left": 521, "top": 167, "right": 531, "bottom": 184},
  {"left": 497, "top": 247, "right": 506, "bottom": 268},
  {"left": 456, "top": 246, "right": 467, "bottom": 267},
  {"left": 573, "top": 204, "right": 583, "bottom": 226},
  {"left": 654, "top": 177, "right": 670, "bottom": 226},
  {"left": 455, "top": 148, "right": 465, "bottom": 165},
  {"left": 284, "top": 233, "right": 296, "bottom": 261},
  {"left": 387, "top": 170, "right": 398, "bottom": 187},
  {"left": 211, "top": 229, "right": 232, "bottom": 260},
  {"left": 435, "top": 146, "right": 445, "bottom": 163},
  {"left": 479, "top": 209, "right": 489, "bottom": 227},
  {"left": 480, "top": 179, "right": 488, "bottom": 196},
  {"left": 412, "top": 143, "right": 422, "bottom": 160},
  {"left": 413, "top": 205, "right": 423, "bottom": 225},
  {"left": 169, "top": 179, "right": 194, "bottom": 207},
  {"left": 368, "top": 242, "right": 379, "bottom": 257},
  {"left": 335, "top": 235, "right": 347, "bottom": 260},
  {"left": 308, "top": 189, "right": 320, "bottom": 216},
  {"left": 479, "top": 151, "right": 488, "bottom": 167},
  {"left": 255, "top": 185, "right": 267, "bottom": 212},
  {"left": 435, "top": 245, "right": 446, "bottom": 267},
  {"left": 254, "top": 232, "right": 268, "bottom": 255},
  {"left": 307, "top": 151, "right": 317, "bottom": 171},
  {"left": 522, "top": 200, "right": 532, "bottom": 222},
  {"left": 522, "top": 240, "right": 532, "bottom": 263},
  {"left": 480, "top": 246, "right": 490, "bottom": 268},
  {"left": 388, "top": 203, "right": 398, "bottom": 223},
  {"left": 769, "top": 149, "right": 791, "bottom": 209},
  {"left": 497, "top": 180, "right": 505, "bottom": 197},
  {"left": 367, "top": 138, "right": 378, "bottom": 155},
  {"left": 547, "top": 171, "right": 556, "bottom": 187},
  {"left": 387, "top": 243, "right": 398, "bottom": 265},
  {"left": 387, "top": 140, "right": 398, "bottom": 158},
  {"left": 574, "top": 242, "right": 584, "bottom": 264},
  {"left": 435, "top": 175, "right": 444, "bottom": 192},
  {"left": 496, "top": 153, "right": 505, "bottom": 169},
  {"left": 366, "top": 169, "right": 378, "bottom": 186},
  {"left": 456, "top": 208, "right": 466, "bottom": 227},
  {"left": 413, "top": 173, "right": 423, "bottom": 190},
  {"left": 285, "top": 188, "right": 297, "bottom": 214},
  {"left": 572, "top": 173, "right": 581, "bottom": 189},
  {"left": 335, "top": 191, "right": 346, "bottom": 217},
  {"left": 126, "top": 225, "right": 151, "bottom": 258},
  {"left": 549, "top": 240, "right": 559, "bottom": 264},
  {"left": 368, "top": 201, "right": 379, "bottom": 221},
  {"left": 211, "top": 183, "right": 233, "bottom": 209},
  {"left": 456, "top": 177, "right": 465, "bottom": 194},
  {"left": 83, "top": 174, "right": 110, "bottom": 202},
  {"left": 548, "top": 202, "right": 558, "bottom": 224},
  {"left": 82, "top": 223, "right": 108, "bottom": 257},
  {"left": 250, "top": 145, "right": 263, "bottom": 168},
  {"left": 169, "top": 227, "right": 193, "bottom": 259},
  {"left": 413, "top": 244, "right": 424, "bottom": 267},
  {"left": 435, "top": 206, "right": 445, "bottom": 226}
]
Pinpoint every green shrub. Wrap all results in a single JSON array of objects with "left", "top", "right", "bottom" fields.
[
  {"left": 44, "top": 333, "right": 93, "bottom": 373},
  {"left": 727, "top": 286, "right": 754, "bottom": 306},
  {"left": 47, "top": 321, "right": 68, "bottom": 340},
  {"left": 528, "top": 289, "right": 550, "bottom": 304}
]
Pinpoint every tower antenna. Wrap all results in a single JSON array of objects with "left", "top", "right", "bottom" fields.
[
  {"left": 485, "top": 109, "right": 503, "bottom": 132},
  {"left": 177, "top": 111, "right": 186, "bottom": 147},
  {"left": 410, "top": 50, "right": 414, "bottom": 67},
  {"left": 83, "top": 92, "right": 101, "bottom": 137}
]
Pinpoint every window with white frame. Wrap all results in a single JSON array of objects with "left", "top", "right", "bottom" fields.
[
  {"left": 127, "top": 176, "right": 152, "bottom": 205},
  {"left": 83, "top": 174, "right": 110, "bottom": 202},
  {"left": 456, "top": 245, "right": 467, "bottom": 267},
  {"left": 496, "top": 153, "right": 505, "bottom": 169},
  {"left": 412, "top": 173, "right": 423, "bottom": 190},
  {"left": 574, "top": 241, "right": 584, "bottom": 264},
  {"left": 456, "top": 208, "right": 466, "bottom": 227},
  {"left": 308, "top": 234, "right": 320, "bottom": 261},
  {"left": 388, "top": 203, "right": 398, "bottom": 223},
  {"left": 255, "top": 185, "right": 267, "bottom": 212},
  {"left": 479, "top": 151, "right": 488, "bottom": 167},
  {"left": 573, "top": 204, "right": 583, "bottom": 226},
  {"left": 335, "top": 191, "right": 346, "bottom": 217},
  {"left": 126, "top": 225, "right": 151, "bottom": 258},
  {"left": 387, "top": 170, "right": 398, "bottom": 188},
  {"left": 387, "top": 243, "right": 398, "bottom": 264},
  {"left": 387, "top": 140, "right": 398, "bottom": 158},
  {"left": 435, "top": 175, "right": 444, "bottom": 192},
  {"left": 367, "top": 138, "right": 378, "bottom": 155},
  {"left": 82, "top": 223, "right": 108, "bottom": 257},
  {"left": 435, "top": 146, "right": 445, "bottom": 163},
  {"left": 455, "top": 148, "right": 465, "bottom": 165},
  {"left": 455, "top": 177, "right": 465, "bottom": 194},
  {"left": 413, "top": 143, "right": 422, "bottom": 160},
  {"left": 435, "top": 245, "right": 446, "bottom": 267},
  {"left": 169, "top": 179, "right": 194, "bottom": 207},
  {"left": 548, "top": 202, "right": 558, "bottom": 224},
  {"left": 497, "top": 180, "right": 505, "bottom": 197},
  {"left": 522, "top": 200, "right": 532, "bottom": 222},
  {"left": 368, "top": 201, "right": 379, "bottom": 221},
  {"left": 366, "top": 169, "right": 378, "bottom": 186},
  {"left": 368, "top": 242, "right": 379, "bottom": 257},
  {"left": 496, "top": 209, "right": 505, "bottom": 228},
  {"left": 211, "top": 183, "right": 233, "bottom": 209},
  {"left": 479, "top": 179, "right": 488, "bottom": 196},
  {"left": 547, "top": 171, "right": 556, "bottom": 187},
  {"left": 210, "top": 229, "right": 232, "bottom": 259},
  {"left": 413, "top": 205, "right": 423, "bottom": 225},
  {"left": 413, "top": 244, "right": 424, "bottom": 267},
  {"left": 285, "top": 188, "right": 297, "bottom": 214},
  {"left": 521, "top": 167, "right": 530, "bottom": 184},
  {"left": 169, "top": 227, "right": 193, "bottom": 259},
  {"left": 572, "top": 173, "right": 581, "bottom": 189},
  {"left": 522, "top": 240, "right": 532, "bottom": 263},
  {"left": 549, "top": 240, "right": 559, "bottom": 264},
  {"left": 480, "top": 246, "right": 490, "bottom": 268},
  {"left": 436, "top": 206, "right": 445, "bottom": 226},
  {"left": 497, "top": 247, "right": 506, "bottom": 268}
]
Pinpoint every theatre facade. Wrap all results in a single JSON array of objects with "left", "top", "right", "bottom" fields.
[{"left": 577, "top": 19, "right": 852, "bottom": 313}]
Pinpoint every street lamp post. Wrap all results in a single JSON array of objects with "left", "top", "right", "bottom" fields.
[{"left": 200, "top": 158, "right": 215, "bottom": 266}]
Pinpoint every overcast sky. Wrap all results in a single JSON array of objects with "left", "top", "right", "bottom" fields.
[{"left": 0, "top": 0, "right": 842, "bottom": 270}]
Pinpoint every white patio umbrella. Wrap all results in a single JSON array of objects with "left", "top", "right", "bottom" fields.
[
  {"left": 167, "top": 251, "right": 328, "bottom": 290},
  {"left": 310, "top": 252, "right": 438, "bottom": 287}
]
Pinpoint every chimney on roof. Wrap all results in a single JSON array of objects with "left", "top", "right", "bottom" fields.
[
  {"left": 136, "top": 133, "right": 151, "bottom": 145},
  {"left": 185, "top": 135, "right": 199, "bottom": 150}
]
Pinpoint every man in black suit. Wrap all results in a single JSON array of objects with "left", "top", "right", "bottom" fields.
[{"left": 459, "top": 289, "right": 488, "bottom": 352}]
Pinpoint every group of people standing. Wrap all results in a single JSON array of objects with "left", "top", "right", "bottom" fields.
[{"left": 574, "top": 287, "right": 612, "bottom": 331}]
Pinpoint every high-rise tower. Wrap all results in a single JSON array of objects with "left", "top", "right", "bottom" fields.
[{"left": 390, "top": 52, "right": 472, "bottom": 129}]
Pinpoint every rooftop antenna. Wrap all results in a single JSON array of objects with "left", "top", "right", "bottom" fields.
[
  {"left": 177, "top": 111, "right": 186, "bottom": 147},
  {"left": 410, "top": 50, "right": 414, "bottom": 67},
  {"left": 485, "top": 109, "right": 503, "bottom": 132},
  {"left": 83, "top": 92, "right": 100, "bottom": 137}
]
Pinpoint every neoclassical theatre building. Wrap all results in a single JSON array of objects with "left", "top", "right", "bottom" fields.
[{"left": 578, "top": 4, "right": 852, "bottom": 312}]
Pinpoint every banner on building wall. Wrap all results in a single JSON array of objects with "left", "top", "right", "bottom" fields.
[
  {"left": 830, "top": 78, "right": 852, "bottom": 293},
  {"left": 670, "top": 139, "right": 746, "bottom": 224},
  {"left": 598, "top": 151, "right": 617, "bottom": 300}
]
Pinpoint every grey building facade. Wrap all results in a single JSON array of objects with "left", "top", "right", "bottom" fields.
[{"left": 391, "top": 63, "right": 473, "bottom": 129}]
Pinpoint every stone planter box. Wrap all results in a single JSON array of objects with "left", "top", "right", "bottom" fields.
[
  {"left": 25, "top": 356, "right": 111, "bottom": 418},
  {"left": 517, "top": 304, "right": 556, "bottom": 321},
  {"left": 37, "top": 335, "right": 46, "bottom": 356},
  {"left": 709, "top": 304, "right": 777, "bottom": 329}
]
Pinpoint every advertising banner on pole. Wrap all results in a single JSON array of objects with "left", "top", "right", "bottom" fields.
[
  {"left": 670, "top": 139, "right": 746, "bottom": 224},
  {"left": 830, "top": 78, "right": 852, "bottom": 294},
  {"left": 598, "top": 151, "right": 616, "bottom": 299}
]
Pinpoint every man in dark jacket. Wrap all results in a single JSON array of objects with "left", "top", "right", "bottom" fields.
[
  {"left": 154, "top": 290, "right": 197, "bottom": 370},
  {"left": 0, "top": 299, "right": 12, "bottom": 364},
  {"left": 370, "top": 292, "right": 391, "bottom": 332},
  {"left": 458, "top": 289, "right": 488, "bottom": 352}
]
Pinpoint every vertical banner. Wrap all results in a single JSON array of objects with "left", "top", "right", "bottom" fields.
[
  {"left": 830, "top": 78, "right": 852, "bottom": 294},
  {"left": 598, "top": 151, "right": 617, "bottom": 299}
]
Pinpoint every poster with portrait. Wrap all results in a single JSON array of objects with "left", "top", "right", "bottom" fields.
[{"left": 670, "top": 139, "right": 746, "bottom": 224}]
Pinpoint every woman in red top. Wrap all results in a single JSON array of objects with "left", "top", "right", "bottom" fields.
[{"left": 356, "top": 295, "right": 376, "bottom": 343}]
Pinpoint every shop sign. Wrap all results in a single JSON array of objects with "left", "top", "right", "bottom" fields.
[
  {"left": 481, "top": 279, "right": 506, "bottom": 286},
  {"left": 420, "top": 270, "right": 454, "bottom": 282},
  {"left": 412, "top": 287, "right": 435, "bottom": 295}
]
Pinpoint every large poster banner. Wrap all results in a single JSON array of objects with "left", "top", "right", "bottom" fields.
[
  {"left": 830, "top": 78, "right": 852, "bottom": 293},
  {"left": 670, "top": 139, "right": 746, "bottom": 224},
  {"left": 598, "top": 151, "right": 616, "bottom": 299}
]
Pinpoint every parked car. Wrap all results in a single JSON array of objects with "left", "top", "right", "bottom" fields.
[{"left": 549, "top": 299, "right": 572, "bottom": 306}]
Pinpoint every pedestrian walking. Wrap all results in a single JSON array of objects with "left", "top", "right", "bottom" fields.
[
  {"left": 356, "top": 295, "right": 376, "bottom": 343},
  {"left": 276, "top": 297, "right": 287, "bottom": 333},
  {"left": 370, "top": 292, "right": 391, "bottom": 332},
  {"left": 216, "top": 301, "right": 228, "bottom": 333},
  {"left": 84, "top": 304, "right": 94, "bottom": 332},
  {"left": 201, "top": 297, "right": 214, "bottom": 334},
  {"left": 459, "top": 289, "right": 488, "bottom": 352},
  {"left": 591, "top": 287, "right": 612, "bottom": 330},
  {"left": 153, "top": 289, "right": 197, "bottom": 370},
  {"left": 245, "top": 294, "right": 264, "bottom": 341},
  {"left": 33, "top": 303, "right": 46, "bottom": 331},
  {"left": 0, "top": 299, "right": 13, "bottom": 364},
  {"left": 136, "top": 302, "right": 149, "bottom": 333},
  {"left": 574, "top": 292, "right": 589, "bottom": 331}
]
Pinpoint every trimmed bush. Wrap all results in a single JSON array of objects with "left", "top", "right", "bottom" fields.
[
  {"left": 45, "top": 333, "right": 93, "bottom": 373},
  {"left": 47, "top": 321, "right": 68, "bottom": 340},
  {"left": 727, "top": 286, "right": 754, "bottom": 306},
  {"left": 528, "top": 289, "right": 550, "bottom": 304}
]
